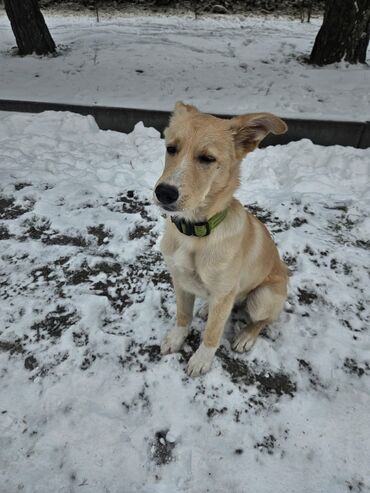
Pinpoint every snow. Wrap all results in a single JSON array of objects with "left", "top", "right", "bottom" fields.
[
  {"left": 1, "top": 110, "right": 370, "bottom": 492},
  {"left": 0, "top": 13, "right": 369, "bottom": 121}
]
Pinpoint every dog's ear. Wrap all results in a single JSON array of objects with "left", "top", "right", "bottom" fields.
[
  {"left": 165, "top": 102, "right": 199, "bottom": 138},
  {"left": 173, "top": 101, "right": 199, "bottom": 116},
  {"left": 229, "top": 113, "right": 287, "bottom": 159}
]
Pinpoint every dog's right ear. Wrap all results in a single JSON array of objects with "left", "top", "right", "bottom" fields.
[{"left": 173, "top": 101, "right": 199, "bottom": 116}]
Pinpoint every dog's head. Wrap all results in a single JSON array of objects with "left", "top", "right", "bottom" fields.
[{"left": 154, "top": 102, "right": 287, "bottom": 218}]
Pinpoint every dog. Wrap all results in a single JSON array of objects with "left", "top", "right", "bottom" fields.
[{"left": 154, "top": 102, "right": 289, "bottom": 377}]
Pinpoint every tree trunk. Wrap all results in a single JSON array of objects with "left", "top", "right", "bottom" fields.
[
  {"left": 309, "top": 0, "right": 370, "bottom": 65},
  {"left": 4, "top": 0, "right": 56, "bottom": 56}
]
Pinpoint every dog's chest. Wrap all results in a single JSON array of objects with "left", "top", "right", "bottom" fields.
[{"left": 164, "top": 244, "right": 208, "bottom": 298}]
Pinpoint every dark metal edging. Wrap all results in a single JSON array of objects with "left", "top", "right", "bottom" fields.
[{"left": 0, "top": 99, "right": 369, "bottom": 149}]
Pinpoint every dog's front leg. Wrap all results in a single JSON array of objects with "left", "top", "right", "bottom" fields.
[
  {"left": 161, "top": 280, "right": 194, "bottom": 355},
  {"left": 187, "top": 290, "right": 235, "bottom": 377}
]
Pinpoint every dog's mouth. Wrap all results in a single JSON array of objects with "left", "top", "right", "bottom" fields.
[
  {"left": 153, "top": 194, "right": 179, "bottom": 214},
  {"left": 153, "top": 200, "right": 179, "bottom": 217},
  {"left": 154, "top": 196, "right": 205, "bottom": 222},
  {"left": 162, "top": 204, "right": 178, "bottom": 212}
]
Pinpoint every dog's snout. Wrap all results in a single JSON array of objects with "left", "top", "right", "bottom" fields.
[{"left": 155, "top": 183, "right": 179, "bottom": 205}]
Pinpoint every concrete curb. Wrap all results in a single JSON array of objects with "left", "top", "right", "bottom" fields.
[{"left": 0, "top": 99, "right": 369, "bottom": 148}]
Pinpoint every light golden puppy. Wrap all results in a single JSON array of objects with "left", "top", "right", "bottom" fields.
[{"left": 154, "top": 102, "right": 289, "bottom": 377}]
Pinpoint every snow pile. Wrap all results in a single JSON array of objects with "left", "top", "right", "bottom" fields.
[
  {"left": 0, "top": 111, "right": 370, "bottom": 493},
  {"left": 0, "top": 14, "right": 369, "bottom": 121}
]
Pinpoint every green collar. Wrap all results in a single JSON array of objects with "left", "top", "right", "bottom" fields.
[{"left": 171, "top": 209, "right": 227, "bottom": 237}]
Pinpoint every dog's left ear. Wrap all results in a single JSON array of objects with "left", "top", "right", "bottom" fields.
[{"left": 229, "top": 113, "right": 287, "bottom": 159}]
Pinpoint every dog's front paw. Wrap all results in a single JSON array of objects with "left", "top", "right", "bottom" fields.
[
  {"left": 187, "top": 343, "right": 216, "bottom": 377},
  {"left": 160, "top": 325, "right": 188, "bottom": 355}
]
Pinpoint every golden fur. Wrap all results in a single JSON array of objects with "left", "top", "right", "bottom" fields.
[{"left": 154, "top": 102, "right": 289, "bottom": 376}]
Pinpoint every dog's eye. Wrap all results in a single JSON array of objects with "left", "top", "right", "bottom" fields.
[
  {"left": 166, "top": 145, "right": 177, "bottom": 155},
  {"left": 199, "top": 154, "right": 216, "bottom": 164}
]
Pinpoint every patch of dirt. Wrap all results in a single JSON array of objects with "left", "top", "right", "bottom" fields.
[
  {"left": 282, "top": 253, "right": 297, "bottom": 271},
  {"left": 119, "top": 341, "right": 161, "bottom": 373},
  {"left": 31, "top": 265, "right": 56, "bottom": 283},
  {"left": 73, "top": 331, "right": 89, "bottom": 347},
  {"left": 297, "top": 359, "right": 325, "bottom": 389},
  {"left": 138, "top": 344, "right": 162, "bottom": 363},
  {"left": 0, "top": 196, "right": 30, "bottom": 220},
  {"left": 87, "top": 224, "right": 112, "bottom": 246},
  {"left": 217, "top": 345, "right": 296, "bottom": 398},
  {"left": 303, "top": 205, "right": 315, "bottom": 216},
  {"left": 122, "top": 385, "right": 151, "bottom": 413},
  {"left": 355, "top": 239, "right": 370, "bottom": 250},
  {"left": 14, "top": 183, "right": 32, "bottom": 191},
  {"left": 127, "top": 252, "right": 172, "bottom": 288},
  {"left": 43, "top": 233, "right": 88, "bottom": 247},
  {"left": 324, "top": 204, "right": 348, "bottom": 213},
  {"left": 345, "top": 478, "right": 369, "bottom": 492},
  {"left": 0, "top": 339, "right": 25, "bottom": 354},
  {"left": 54, "top": 256, "right": 71, "bottom": 266},
  {"left": 254, "top": 434, "right": 276, "bottom": 455},
  {"left": 207, "top": 407, "right": 228, "bottom": 418},
  {"left": 20, "top": 215, "right": 88, "bottom": 246},
  {"left": 28, "top": 259, "right": 70, "bottom": 296},
  {"left": 327, "top": 209, "right": 359, "bottom": 245},
  {"left": 129, "top": 224, "right": 153, "bottom": 240},
  {"left": 245, "top": 203, "right": 289, "bottom": 233},
  {"left": 106, "top": 191, "right": 157, "bottom": 242},
  {"left": 65, "top": 259, "right": 121, "bottom": 284},
  {"left": 0, "top": 224, "right": 12, "bottom": 240},
  {"left": 343, "top": 358, "right": 370, "bottom": 378},
  {"left": 20, "top": 216, "right": 52, "bottom": 240},
  {"left": 304, "top": 245, "right": 315, "bottom": 256},
  {"left": 80, "top": 350, "right": 96, "bottom": 370},
  {"left": 31, "top": 305, "right": 80, "bottom": 341},
  {"left": 246, "top": 203, "right": 273, "bottom": 223},
  {"left": 37, "top": 351, "right": 69, "bottom": 377},
  {"left": 111, "top": 190, "right": 152, "bottom": 221},
  {"left": 61, "top": 246, "right": 169, "bottom": 313},
  {"left": 291, "top": 217, "right": 308, "bottom": 228},
  {"left": 297, "top": 288, "right": 318, "bottom": 305},
  {"left": 24, "top": 354, "right": 38, "bottom": 371},
  {"left": 65, "top": 259, "right": 133, "bottom": 311},
  {"left": 150, "top": 430, "right": 176, "bottom": 466},
  {"left": 180, "top": 330, "right": 294, "bottom": 401},
  {"left": 330, "top": 258, "right": 353, "bottom": 276}
]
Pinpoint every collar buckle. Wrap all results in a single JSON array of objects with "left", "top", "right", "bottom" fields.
[{"left": 193, "top": 221, "right": 211, "bottom": 237}]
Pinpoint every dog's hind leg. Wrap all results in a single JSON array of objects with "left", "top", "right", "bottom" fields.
[
  {"left": 232, "top": 320, "right": 266, "bottom": 352},
  {"left": 196, "top": 302, "right": 208, "bottom": 321},
  {"left": 232, "top": 280, "right": 287, "bottom": 353}
]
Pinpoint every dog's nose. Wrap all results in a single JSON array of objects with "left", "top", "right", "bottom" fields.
[{"left": 155, "top": 183, "right": 179, "bottom": 205}]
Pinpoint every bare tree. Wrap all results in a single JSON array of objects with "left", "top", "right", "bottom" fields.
[
  {"left": 309, "top": 0, "right": 370, "bottom": 65},
  {"left": 4, "top": 0, "right": 56, "bottom": 56}
]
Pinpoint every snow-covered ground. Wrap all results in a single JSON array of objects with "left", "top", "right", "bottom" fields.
[
  {"left": 1, "top": 110, "right": 370, "bottom": 492},
  {"left": 0, "top": 13, "right": 369, "bottom": 121}
]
